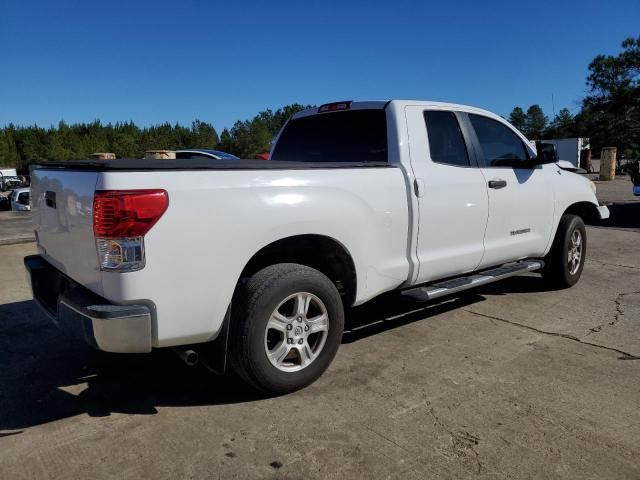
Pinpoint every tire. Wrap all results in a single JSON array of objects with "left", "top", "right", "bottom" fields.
[
  {"left": 542, "top": 214, "right": 587, "bottom": 288},
  {"left": 229, "top": 263, "right": 344, "bottom": 394}
]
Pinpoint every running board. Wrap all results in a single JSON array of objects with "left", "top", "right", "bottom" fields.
[{"left": 401, "top": 260, "right": 544, "bottom": 302}]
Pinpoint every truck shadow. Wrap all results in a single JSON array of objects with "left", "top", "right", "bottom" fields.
[
  {"left": 0, "top": 276, "right": 550, "bottom": 432},
  {"left": 341, "top": 273, "right": 559, "bottom": 343},
  {"left": 588, "top": 202, "right": 640, "bottom": 230},
  {"left": 0, "top": 300, "right": 259, "bottom": 432},
  {"left": 471, "top": 274, "right": 559, "bottom": 295},
  {"left": 342, "top": 293, "right": 484, "bottom": 343}
]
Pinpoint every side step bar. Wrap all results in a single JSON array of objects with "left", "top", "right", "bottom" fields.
[{"left": 401, "top": 260, "right": 544, "bottom": 302}]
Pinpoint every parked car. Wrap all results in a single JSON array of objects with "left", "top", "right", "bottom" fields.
[
  {"left": 0, "top": 171, "right": 22, "bottom": 191},
  {"left": 10, "top": 187, "right": 30, "bottom": 211},
  {"left": 25, "top": 100, "right": 608, "bottom": 394},
  {"left": 254, "top": 152, "right": 270, "bottom": 160},
  {"left": 175, "top": 149, "right": 240, "bottom": 160}
]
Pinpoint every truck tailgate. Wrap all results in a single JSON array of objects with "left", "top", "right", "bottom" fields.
[{"left": 31, "top": 168, "right": 103, "bottom": 295}]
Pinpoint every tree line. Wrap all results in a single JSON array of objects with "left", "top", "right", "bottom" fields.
[
  {"left": 0, "top": 104, "right": 311, "bottom": 173},
  {"left": 0, "top": 120, "right": 220, "bottom": 172},
  {"left": 0, "top": 36, "right": 637, "bottom": 172},
  {"left": 508, "top": 35, "right": 639, "bottom": 160}
]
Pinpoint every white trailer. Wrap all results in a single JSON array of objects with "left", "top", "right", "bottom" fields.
[
  {"left": 0, "top": 168, "right": 18, "bottom": 177},
  {"left": 539, "top": 138, "right": 589, "bottom": 168}
]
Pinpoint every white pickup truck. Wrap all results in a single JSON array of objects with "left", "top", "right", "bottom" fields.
[{"left": 25, "top": 100, "right": 609, "bottom": 394}]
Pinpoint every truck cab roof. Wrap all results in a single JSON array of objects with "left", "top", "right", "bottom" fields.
[
  {"left": 291, "top": 100, "right": 537, "bottom": 158},
  {"left": 293, "top": 100, "right": 504, "bottom": 120}
]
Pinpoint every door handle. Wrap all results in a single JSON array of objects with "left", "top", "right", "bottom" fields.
[
  {"left": 414, "top": 178, "right": 426, "bottom": 198},
  {"left": 488, "top": 179, "right": 507, "bottom": 189}
]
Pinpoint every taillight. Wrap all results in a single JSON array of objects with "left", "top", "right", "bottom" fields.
[
  {"left": 93, "top": 190, "right": 168, "bottom": 272},
  {"left": 94, "top": 190, "right": 168, "bottom": 238}
]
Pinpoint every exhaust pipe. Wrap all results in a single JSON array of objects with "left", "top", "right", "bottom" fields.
[{"left": 173, "top": 348, "right": 199, "bottom": 367}]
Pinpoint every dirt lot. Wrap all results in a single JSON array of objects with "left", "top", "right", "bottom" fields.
[
  {"left": 0, "top": 178, "right": 639, "bottom": 479},
  {"left": 0, "top": 211, "right": 33, "bottom": 245}
]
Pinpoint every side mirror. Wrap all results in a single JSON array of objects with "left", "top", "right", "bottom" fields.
[{"left": 534, "top": 143, "right": 558, "bottom": 164}]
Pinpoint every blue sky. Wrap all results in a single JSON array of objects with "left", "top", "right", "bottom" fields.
[{"left": 1, "top": 0, "right": 638, "bottom": 130}]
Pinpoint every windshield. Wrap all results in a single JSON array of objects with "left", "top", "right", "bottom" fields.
[
  {"left": 17, "top": 192, "right": 29, "bottom": 205},
  {"left": 271, "top": 109, "right": 388, "bottom": 163}
]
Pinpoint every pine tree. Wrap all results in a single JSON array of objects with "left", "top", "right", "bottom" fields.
[
  {"left": 581, "top": 35, "right": 640, "bottom": 158},
  {"left": 549, "top": 108, "right": 575, "bottom": 138},
  {"left": 508, "top": 107, "right": 527, "bottom": 132},
  {"left": 525, "top": 105, "right": 548, "bottom": 139}
]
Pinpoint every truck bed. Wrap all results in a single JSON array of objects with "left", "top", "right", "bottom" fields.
[
  {"left": 33, "top": 159, "right": 393, "bottom": 171},
  {"left": 29, "top": 162, "right": 410, "bottom": 347}
]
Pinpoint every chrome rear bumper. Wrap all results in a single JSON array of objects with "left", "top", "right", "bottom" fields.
[{"left": 24, "top": 255, "right": 152, "bottom": 353}]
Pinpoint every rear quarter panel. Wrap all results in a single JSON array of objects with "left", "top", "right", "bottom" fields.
[{"left": 97, "top": 167, "right": 409, "bottom": 347}]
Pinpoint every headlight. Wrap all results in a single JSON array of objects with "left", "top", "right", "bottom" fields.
[{"left": 589, "top": 181, "right": 597, "bottom": 195}]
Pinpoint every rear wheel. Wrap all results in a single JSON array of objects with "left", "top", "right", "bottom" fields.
[
  {"left": 542, "top": 214, "right": 586, "bottom": 288},
  {"left": 229, "top": 263, "right": 344, "bottom": 394}
]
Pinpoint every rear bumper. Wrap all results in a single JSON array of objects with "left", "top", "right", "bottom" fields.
[{"left": 24, "top": 255, "right": 152, "bottom": 353}]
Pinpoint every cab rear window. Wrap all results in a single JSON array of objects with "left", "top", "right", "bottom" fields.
[{"left": 271, "top": 109, "right": 388, "bottom": 163}]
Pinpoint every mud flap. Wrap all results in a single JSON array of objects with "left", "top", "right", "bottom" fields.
[{"left": 200, "top": 304, "right": 231, "bottom": 375}]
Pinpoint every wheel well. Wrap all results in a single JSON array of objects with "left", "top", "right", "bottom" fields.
[
  {"left": 563, "top": 202, "right": 599, "bottom": 224},
  {"left": 239, "top": 235, "right": 357, "bottom": 306}
]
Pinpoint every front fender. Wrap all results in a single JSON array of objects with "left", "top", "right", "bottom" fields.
[{"left": 545, "top": 170, "right": 608, "bottom": 254}]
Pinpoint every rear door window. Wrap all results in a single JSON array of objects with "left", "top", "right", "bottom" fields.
[
  {"left": 423, "top": 111, "right": 470, "bottom": 167},
  {"left": 271, "top": 109, "right": 388, "bottom": 163}
]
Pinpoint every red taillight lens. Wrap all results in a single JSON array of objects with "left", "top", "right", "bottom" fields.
[{"left": 93, "top": 190, "right": 169, "bottom": 238}]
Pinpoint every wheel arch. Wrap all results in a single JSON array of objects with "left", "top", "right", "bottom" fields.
[
  {"left": 562, "top": 201, "right": 600, "bottom": 224},
  {"left": 543, "top": 201, "right": 598, "bottom": 257},
  {"left": 237, "top": 234, "right": 358, "bottom": 307}
]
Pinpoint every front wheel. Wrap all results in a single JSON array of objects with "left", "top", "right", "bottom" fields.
[
  {"left": 229, "top": 263, "right": 344, "bottom": 394},
  {"left": 542, "top": 214, "right": 587, "bottom": 288}
]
